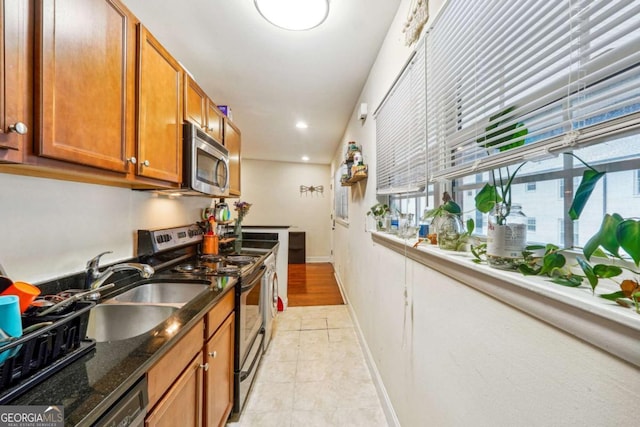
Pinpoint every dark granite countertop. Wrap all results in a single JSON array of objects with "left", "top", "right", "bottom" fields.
[
  {"left": 9, "top": 243, "right": 276, "bottom": 426},
  {"left": 11, "top": 274, "right": 238, "bottom": 426}
]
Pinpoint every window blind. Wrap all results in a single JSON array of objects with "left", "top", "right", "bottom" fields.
[
  {"left": 427, "top": 0, "right": 640, "bottom": 181},
  {"left": 375, "top": 38, "right": 427, "bottom": 195}
]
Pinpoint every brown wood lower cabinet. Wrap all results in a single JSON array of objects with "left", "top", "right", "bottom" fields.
[
  {"left": 205, "top": 314, "right": 235, "bottom": 427},
  {"left": 145, "top": 291, "right": 235, "bottom": 426},
  {"left": 145, "top": 355, "right": 203, "bottom": 427}
]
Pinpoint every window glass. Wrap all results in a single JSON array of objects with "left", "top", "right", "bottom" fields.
[{"left": 455, "top": 133, "right": 640, "bottom": 247}]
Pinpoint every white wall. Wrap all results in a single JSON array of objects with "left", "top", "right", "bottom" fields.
[
  {"left": 332, "top": 0, "right": 640, "bottom": 426},
  {"left": 0, "top": 172, "right": 213, "bottom": 283},
  {"left": 240, "top": 159, "right": 332, "bottom": 261}
]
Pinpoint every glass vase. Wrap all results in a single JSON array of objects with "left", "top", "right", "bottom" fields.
[
  {"left": 486, "top": 203, "right": 527, "bottom": 269},
  {"left": 435, "top": 213, "right": 465, "bottom": 251}
]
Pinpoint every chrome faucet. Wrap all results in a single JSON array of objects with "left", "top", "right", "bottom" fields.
[{"left": 86, "top": 251, "right": 155, "bottom": 290}]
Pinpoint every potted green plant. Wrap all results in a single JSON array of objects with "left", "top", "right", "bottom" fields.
[
  {"left": 517, "top": 213, "right": 640, "bottom": 314},
  {"left": 422, "top": 192, "right": 473, "bottom": 251},
  {"left": 367, "top": 203, "right": 391, "bottom": 231},
  {"left": 474, "top": 107, "right": 529, "bottom": 267},
  {"left": 474, "top": 106, "right": 604, "bottom": 269}
]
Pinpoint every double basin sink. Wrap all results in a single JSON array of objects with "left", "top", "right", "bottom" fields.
[{"left": 86, "top": 281, "right": 210, "bottom": 342}]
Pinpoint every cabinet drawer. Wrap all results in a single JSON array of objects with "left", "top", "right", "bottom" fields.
[
  {"left": 147, "top": 320, "right": 204, "bottom": 407},
  {"left": 206, "top": 290, "right": 234, "bottom": 339}
]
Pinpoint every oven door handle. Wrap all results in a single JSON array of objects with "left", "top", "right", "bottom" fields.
[
  {"left": 240, "top": 265, "right": 266, "bottom": 292},
  {"left": 240, "top": 329, "right": 265, "bottom": 381}
]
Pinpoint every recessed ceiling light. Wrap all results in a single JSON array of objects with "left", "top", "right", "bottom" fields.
[
  {"left": 254, "top": 0, "right": 330, "bottom": 31},
  {"left": 296, "top": 121, "right": 308, "bottom": 129},
  {"left": 301, "top": 156, "right": 310, "bottom": 161}
]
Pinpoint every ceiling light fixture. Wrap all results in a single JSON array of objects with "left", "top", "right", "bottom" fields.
[
  {"left": 254, "top": 0, "right": 330, "bottom": 31},
  {"left": 296, "top": 121, "right": 308, "bottom": 129},
  {"left": 301, "top": 156, "right": 310, "bottom": 161}
]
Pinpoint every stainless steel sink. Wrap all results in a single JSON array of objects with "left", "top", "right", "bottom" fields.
[
  {"left": 110, "top": 282, "right": 210, "bottom": 305},
  {"left": 86, "top": 304, "right": 179, "bottom": 342}
]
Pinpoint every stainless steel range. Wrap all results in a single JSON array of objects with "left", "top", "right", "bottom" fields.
[{"left": 138, "top": 224, "right": 267, "bottom": 420}]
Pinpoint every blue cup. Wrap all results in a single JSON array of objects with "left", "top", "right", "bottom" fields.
[
  {"left": 419, "top": 223, "right": 429, "bottom": 238},
  {"left": 0, "top": 295, "right": 23, "bottom": 364}
]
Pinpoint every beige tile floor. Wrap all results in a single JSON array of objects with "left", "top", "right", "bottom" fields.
[{"left": 227, "top": 305, "right": 389, "bottom": 427}]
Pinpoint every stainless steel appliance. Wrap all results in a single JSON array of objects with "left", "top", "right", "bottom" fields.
[
  {"left": 157, "top": 123, "right": 229, "bottom": 197},
  {"left": 94, "top": 376, "right": 148, "bottom": 427},
  {"left": 139, "top": 225, "right": 268, "bottom": 420},
  {"left": 233, "top": 261, "right": 265, "bottom": 418},
  {"left": 261, "top": 252, "right": 278, "bottom": 352}
]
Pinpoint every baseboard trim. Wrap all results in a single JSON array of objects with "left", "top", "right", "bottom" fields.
[
  {"left": 306, "top": 256, "right": 332, "bottom": 263},
  {"left": 332, "top": 267, "right": 400, "bottom": 427}
]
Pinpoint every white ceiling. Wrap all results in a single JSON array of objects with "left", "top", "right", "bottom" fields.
[{"left": 122, "top": 0, "right": 401, "bottom": 164}]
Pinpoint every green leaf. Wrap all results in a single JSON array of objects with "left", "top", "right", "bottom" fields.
[
  {"left": 577, "top": 257, "right": 598, "bottom": 292},
  {"left": 442, "top": 200, "right": 462, "bottom": 215},
  {"left": 518, "top": 264, "right": 540, "bottom": 275},
  {"left": 568, "top": 169, "right": 605, "bottom": 220},
  {"left": 583, "top": 214, "right": 623, "bottom": 260},
  {"left": 475, "top": 184, "right": 501, "bottom": 213},
  {"left": 550, "top": 276, "right": 583, "bottom": 287},
  {"left": 477, "top": 107, "right": 527, "bottom": 152},
  {"left": 616, "top": 219, "right": 640, "bottom": 266},
  {"left": 599, "top": 291, "right": 627, "bottom": 301},
  {"left": 539, "top": 253, "right": 566, "bottom": 275},
  {"left": 592, "top": 264, "right": 623, "bottom": 278},
  {"left": 525, "top": 245, "right": 546, "bottom": 251},
  {"left": 590, "top": 248, "right": 609, "bottom": 259},
  {"left": 466, "top": 218, "right": 475, "bottom": 235}
]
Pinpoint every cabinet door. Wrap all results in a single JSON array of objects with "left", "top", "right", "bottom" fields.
[
  {"left": 184, "top": 75, "right": 206, "bottom": 129},
  {"left": 224, "top": 119, "right": 241, "bottom": 196},
  {"left": 35, "top": 0, "right": 135, "bottom": 172},
  {"left": 146, "top": 355, "right": 204, "bottom": 427},
  {"left": 204, "top": 314, "right": 234, "bottom": 427},
  {"left": 206, "top": 100, "right": 224, "bottom": 144},
  {"left": 0, "top": 0, "right": 30, "bottom": 161},
  {"left": 137, "top": 25, "right": 183, "bottom": 183}
]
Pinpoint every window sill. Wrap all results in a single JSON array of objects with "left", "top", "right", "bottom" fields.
[
  {"left": 370, "top": 231, "right": 640, "bottom": 368},
  {"left": 336, "top": 218, "right": 349, "bottom": 228}
]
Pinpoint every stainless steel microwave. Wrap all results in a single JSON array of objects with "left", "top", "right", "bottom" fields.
[{"left": 182, "top": 123, "right": 230, "bottom": 197}]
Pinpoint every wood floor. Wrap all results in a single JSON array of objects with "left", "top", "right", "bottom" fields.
[{"left": 287, "top": 263, "right": 344, "bottom": 307}]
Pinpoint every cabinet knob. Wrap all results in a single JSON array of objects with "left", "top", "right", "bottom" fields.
[
  {"left": 208, "top": 351, "right": 217, "bottom": 359},
  {"left": 200, "top": 363, "right": 209, "bottom": 371},
  {"left": 127, "top": 156, "right": 137, "bottom": 165},
  {"left": 8, "top": 122, "right": 28, "bottom": 135},
  {"left": 142, "top": 160, "right": 150, "bottom": 167}
]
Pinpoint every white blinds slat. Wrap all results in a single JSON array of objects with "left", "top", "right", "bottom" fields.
[{"left": 428, "top": 0, "right": 640, "bottom": 181}]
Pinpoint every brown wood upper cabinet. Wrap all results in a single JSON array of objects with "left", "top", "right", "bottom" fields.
[
  {"left": 206, "top": 100, "right": 224, "bottom": 144},
  {"left": 184, "top": 74, "right": 224, "bottom": 145},
  {"left": 35, "top": 0, "right": 135, "bottom": 172},
  {"left": 136, "top": 25, "right": 183, "bottom": 183},
  {"left": 0, "top": 0, "right": 30, "bottom": 163},
  {"left": 184, "top": 74, "right": 207, "bottom": 130},
  {"left": 224, "top": 119, "right": 241, "bottom": 196}
]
